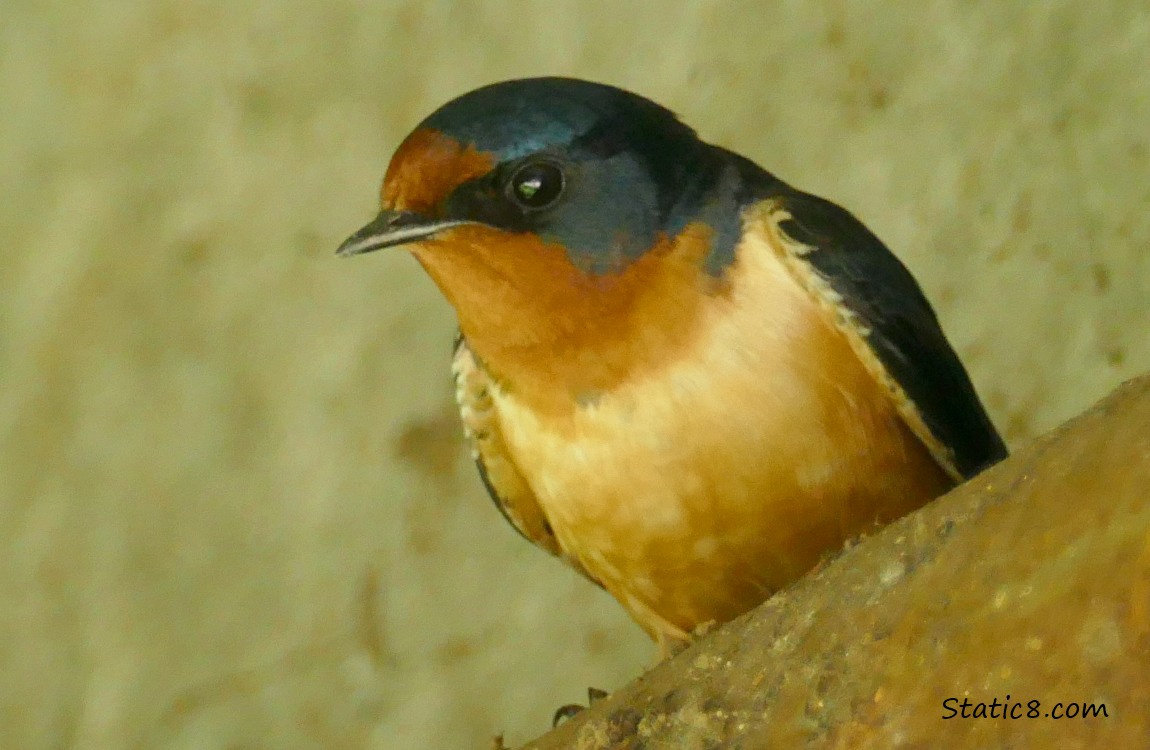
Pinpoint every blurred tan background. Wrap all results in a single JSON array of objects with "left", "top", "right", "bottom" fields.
[{"left": 2, "top": 2, "right": 1147, "bottom": 748}]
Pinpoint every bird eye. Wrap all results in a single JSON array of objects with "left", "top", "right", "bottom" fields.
[{"left": 507, "top": 161, "right": 565, "bottom": 210}]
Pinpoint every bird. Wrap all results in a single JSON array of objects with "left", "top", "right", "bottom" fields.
[{"left": 337, "top": 77, "right": 1007, "bottom": 653}]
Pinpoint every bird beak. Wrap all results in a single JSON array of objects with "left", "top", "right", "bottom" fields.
[{"left": 336, "top": 209, "right": 472, "bottom": 257}]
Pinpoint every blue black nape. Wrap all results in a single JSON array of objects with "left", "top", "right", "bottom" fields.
[{"left": 423, "top": 77, "right": 782, "bottom": 276}]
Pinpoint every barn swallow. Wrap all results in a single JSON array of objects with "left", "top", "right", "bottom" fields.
[{"left": 337, "top": 77, "right": 1007, "bottom": 651}]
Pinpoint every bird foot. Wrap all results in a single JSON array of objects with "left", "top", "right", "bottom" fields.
[{"left": 551, "top": 687, "right": 609, "bottom": 727}]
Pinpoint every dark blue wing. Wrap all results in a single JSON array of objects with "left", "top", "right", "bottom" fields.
[{"left": 770, "top": 189, "right": 1007, "bottom": 478}]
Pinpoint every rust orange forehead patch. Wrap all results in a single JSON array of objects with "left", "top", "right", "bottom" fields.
[{"left": 381, "top": 128, "right": 496, "bottom": 215}]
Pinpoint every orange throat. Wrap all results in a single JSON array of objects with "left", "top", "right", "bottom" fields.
[{"left": 409, "top": 222, "right": 724, "bottom": 410}]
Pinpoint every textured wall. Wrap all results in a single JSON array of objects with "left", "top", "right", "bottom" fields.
[{"left": 2, "top": 2, "right": 1147, "bottom": 748}]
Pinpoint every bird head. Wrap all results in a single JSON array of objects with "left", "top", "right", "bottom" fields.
[{"left": 338, "top": 78, "right": 763, "bottom": 404}]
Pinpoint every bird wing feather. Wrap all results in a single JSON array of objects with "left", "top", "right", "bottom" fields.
[
  {"left": 752, "top": 193, "right": 1008, "bottom": 480},
  {"left": 452, "top": 334, "right": 602, "bottom": 584}
]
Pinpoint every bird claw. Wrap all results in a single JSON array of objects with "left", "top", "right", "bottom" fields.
[{"left": 551, "top": 687, "right": 609, "bottom": 727}]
